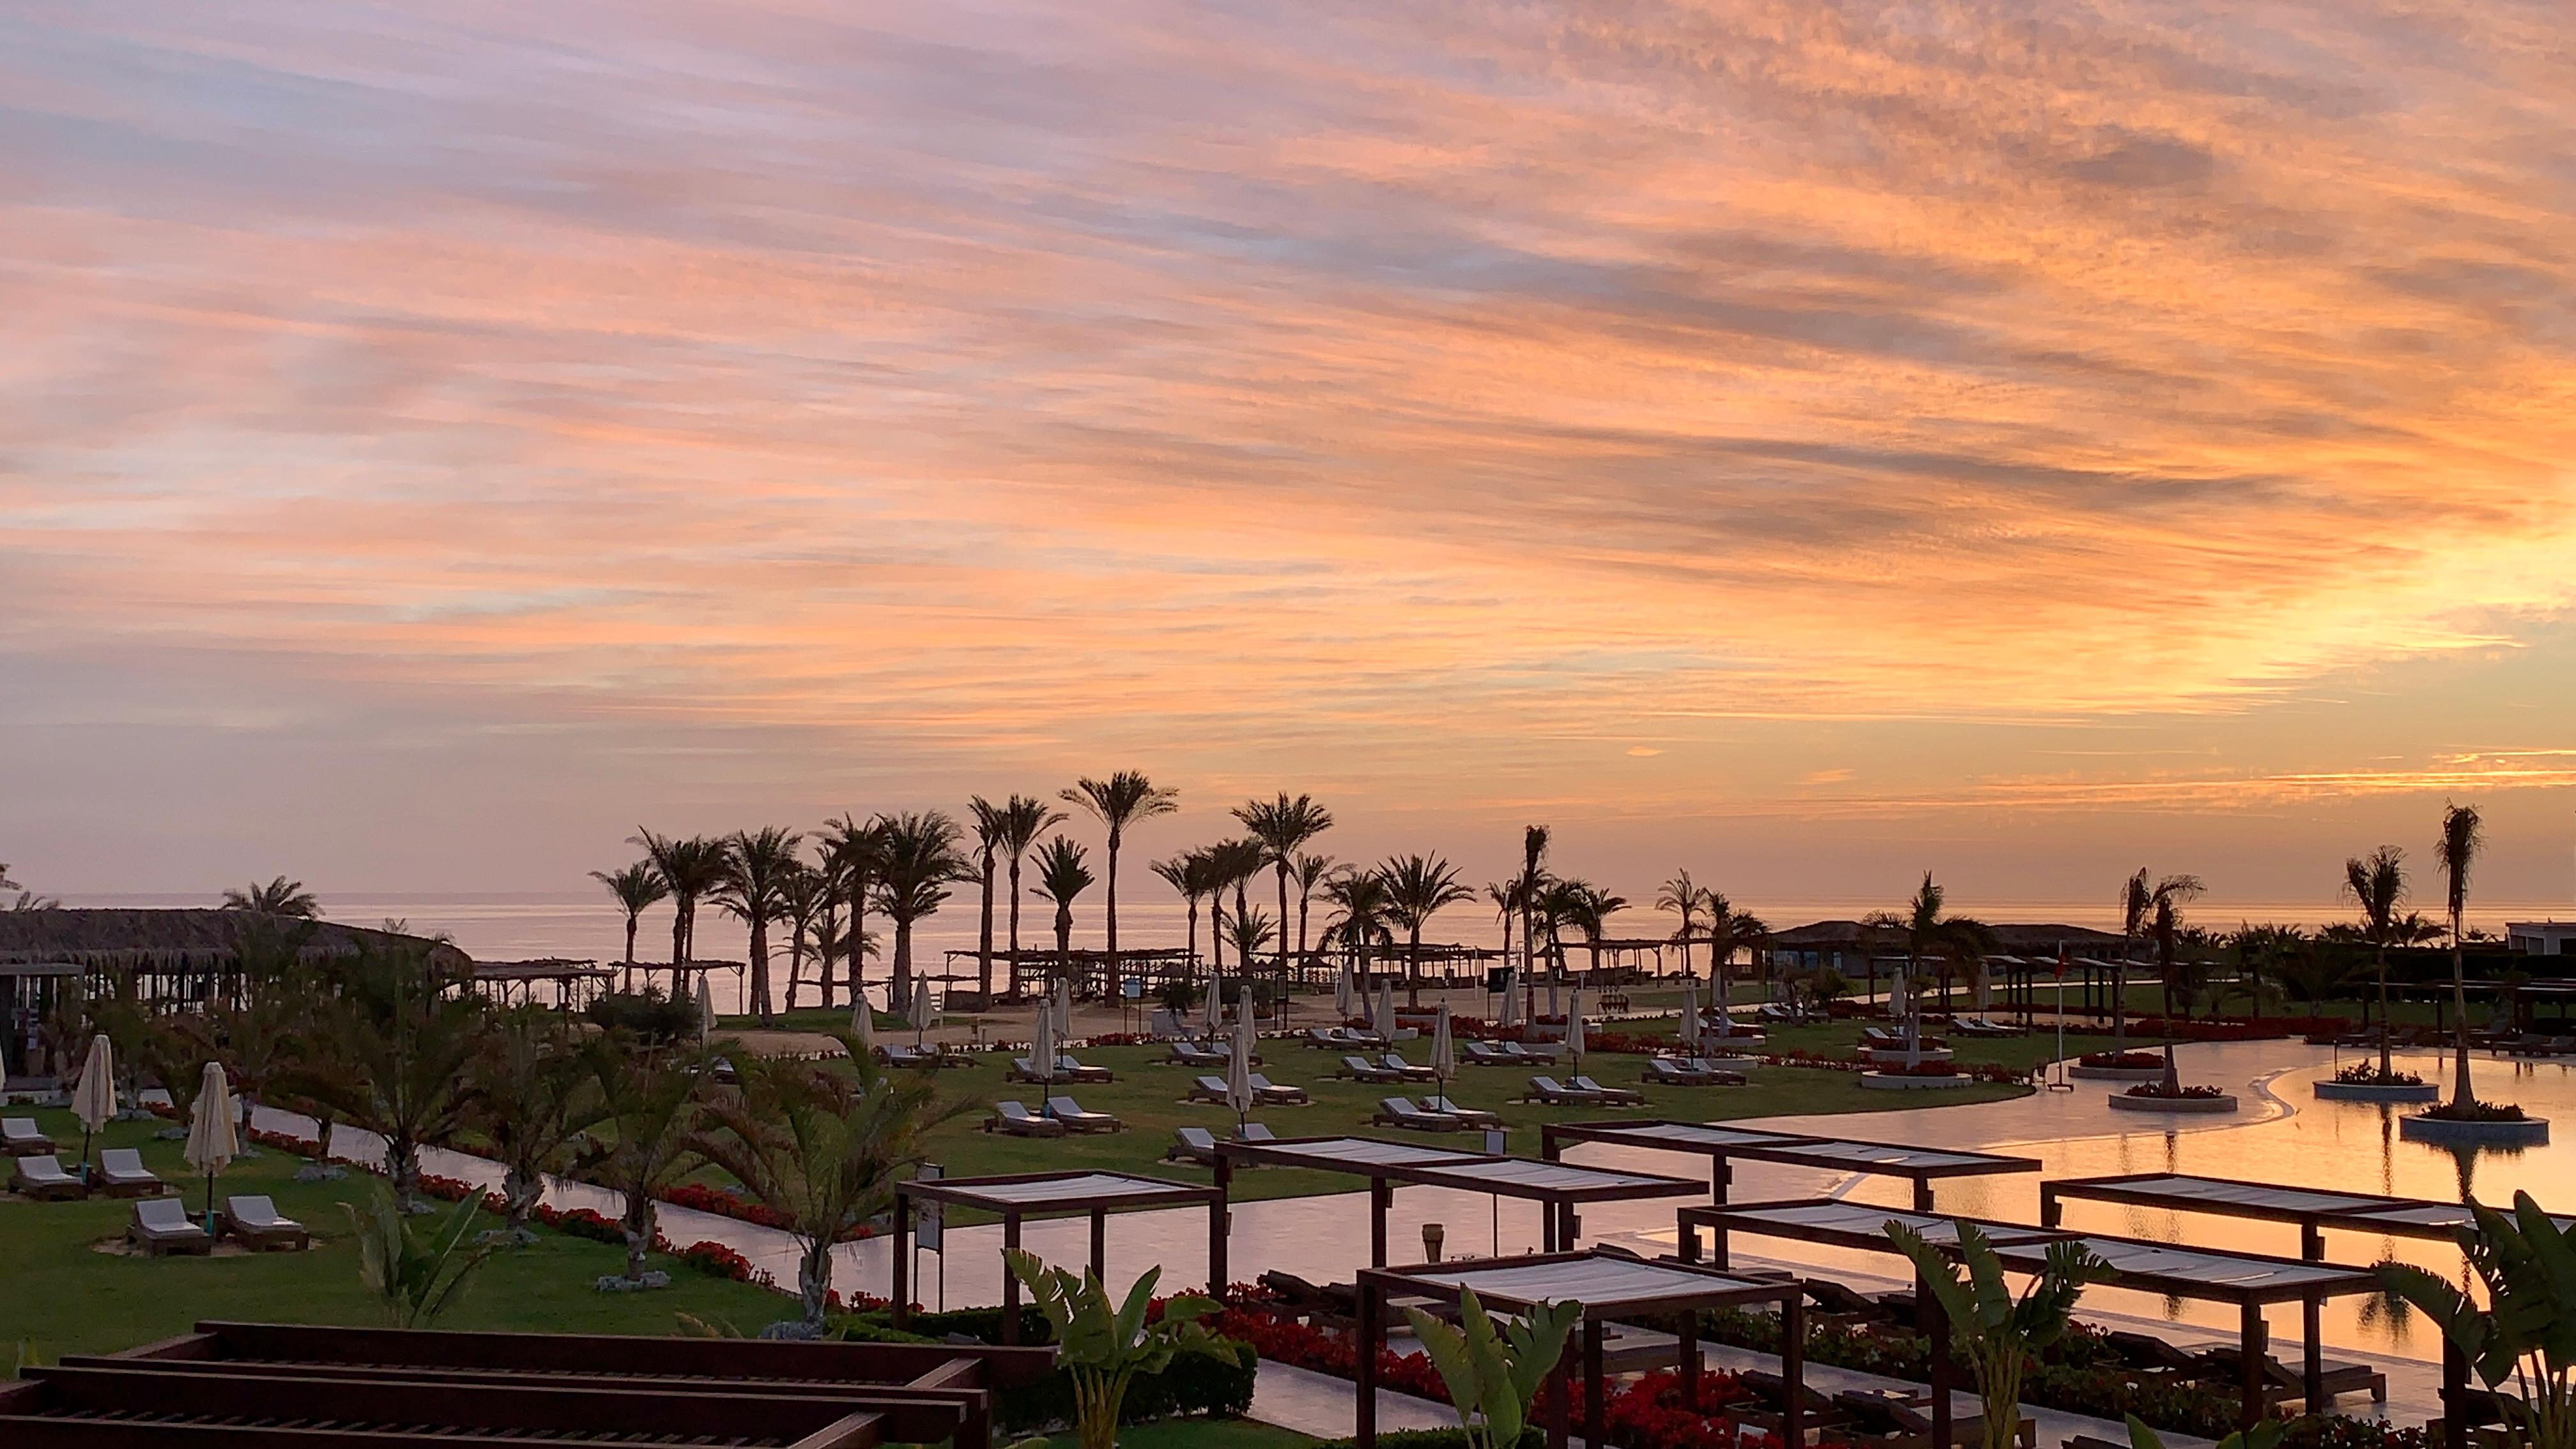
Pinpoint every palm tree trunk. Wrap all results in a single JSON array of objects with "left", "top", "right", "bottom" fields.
[
  {"left": 1408, "top": 924, "right": 1423, "bottom": 1008},
  {"left": 1276, "top": 863, "right": 1292, "bottom": 983},
  {"left": 750, "top": 914, "right": 772, "bottom": 1025},
  {"left": 978, "top": 853, "right": 997, "bottom": 1004},
  {"left": 848, "top": 875, "right": 870, "bottom": 1015},
  {"left": 891, "top": 915, "right": 913, "bottom": 1011},
  {"left": 670, "top": 902, "right": 688, "bottom": 997},
  {"left": 1104, "top": 832, "right": 1123, "bottom": 1001},
  {"left": 1055, "top": 910, "right": 1072, "bottom": 985},
  {"left": 2450, "top": 919, "right": 2474, "bottom": 1107},
  {"left": 2377, "top": 945, "right": 2393, "bottom": 1078},
  {"left": 622, "top": 914, "right": 638, "bottom": 994},
  {"left": 624, "top": 1197, "right": 656, "bottom": 1282},
  {"left": 1007, "top": 857, "right": 1025, "bottom": 998},
  {"left": 798, "top": 1238, "right": 832, "bottom": 1330},
  {"left": 1185, "top": 899, "right": 1201, "bottom": 992}
]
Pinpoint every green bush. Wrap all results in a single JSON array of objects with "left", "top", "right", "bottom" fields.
[
  {"left": 1314, "top": 1430, "right": 1544, "bottom": 1449},
  {"left": 830, "top": 1307, "right": 1256, "bottom": 1431},
  {"left": 583, "top": 990, "right": 697, "bottom": 1045}
]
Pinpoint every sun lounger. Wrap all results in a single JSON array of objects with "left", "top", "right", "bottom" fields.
[
  {"left": 1570, "top": 1074, "right": 1645, "bottom": 1106},
  {"left": 1835, "top": 1387, "right": 2020, "bottom": 1449},
  {"left": 985, "top": 1100, "right": 1067, "bottom": 1138},
  {"left": 1501, "top": 1040, "right": 1561, "bottom": 1064},
  {"left": 127, "top": 1196, "right": 213, "bottom": 1257},
  {"left": 882, "top": 1043, "right": 946, "bottom": 1069},
  {"left": 1646, "top": 1057, "right": 1745, "bottom": 1087},
  {"left": 1337, "top": 1054, "right": 1407, "bottom": 1084},
  {"left": 1420, "top": 1095, "right": 1499, "bottom": 1130},
  {"left": 2104, "top": 1330, "right": 2200, "bottom": 1376},
  {"left": 1461, "top": 1041, "right": 1516, "bottom": 1067},
  {"left": 1374, "top": 1096, "right": 1464, "bottom": 1131},
  {"left": 1379, "top": 1052, "right": 1438, "bottom": 1082},
  {"left": 1524, "top": 1076, "right": 1606, "bottom": 1106},
  {"left": 1804, "top": 1277, "right": 1895, "bottom": 1322},
  {"left": 3, "top": 1117, "right": 56, "bottom": 1156},
  {"left": 1169, "top": 1041, "right": 1225, "bottom": 1068},
  {"left": 10, "top": 1153, "right": 86, "bottom": 1201},
  {"left": 2200, "top": 1345, "right": 2388, "bottom": 1406},
  {"left": 1043, "top": 1095, "right": 1122, "bottom": 1133},
  {"left": 1167, "top": 1127, "right": 1220, "bottom": 1165},
  {"left": 96, "top": 1147, "right": 165, "bottom": 1197},
  {"left": 1950, "top": 1016, "right": 2023, "bottom": 1038},
  {"left": 1236, "top": 1123, "right": 1278, "bottom": 1143},
  {"left": 1184, "top": 1074, "right": 1233, "bottom": 1104},
  {"left": 222, "top": 1194, "right": 310, "bottom": 1251},
  {"left": 1246, "top": 1073, "right": 1308, "bottom": 1105},
  {"left": 1307, "top": 1026, "right": 1389, "bottom": 1051},
  {"left": 1054, "top": 1054, "right": 1114, "bottom": 1084}
]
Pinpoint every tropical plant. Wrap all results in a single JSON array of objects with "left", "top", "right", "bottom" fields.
[
  {"left": 465, "top": 1008, "right": 602, "bottom": 1237},
  {"left": 1235, "top": 793, "right": 1335, "bottom": 979},
  {"left": 1517, "top": 826, "right": 1551, "bottom": 1016},
  {"left": 992, "top": 795, "right": 1064, "bottom": 997},
  {"left": 2146, "top": 875, "right": 2204, "bottom": 1091},
  {"left": 222, "top": 875, "right": 320, "bottom": 917},
  {"left": 1151, "top": 849, "right": 1217, "bottom": 988},
  {"left": 590, "top": 861, "right": 670, "bottom": 993},
  {"left": 969, "top": 797, "right": 1008, "bottom": 1002},
  {"left": 1703, "top": 893, "right": 1768, "bottom": 1016},
  {"left": 717, "top": 826, "right": 805, "bottom": 1025},
  {"left": 1550, "top": 878, "right": 1629, "bottom": 982},
  {"left": 872, "top": 811, "right": 970, "bottom": 1011},
  {"left": 1656, "top": 871, "right": 1708, "bottom": 980},
  {"left": 1060, "top": 771, "right": 1181, "bottom": 999},
  {"left": 1886, "top": 1218, "right": 2112, "bottom": 1449},
  {"left": 305, "top": 945, "right": 487, "bottom": 1211},
  {"left": 1404, "top": 1285, "right": 1584, "bottom": 1449},
  {"left": 1225, "top": 905, "right": 1277, "bottom": 972},
  {"left": 344, "top": 1181, "right": 493, "bottom": 1328},
  {"left": 1204, "top": 837, "right": 1268, "bottom": 988},
  {"left": 631, "top": 830, "right": 731, "bottom": 992},
  {"left": 1000, "top": 1249, "right": 1240, "bottom": 1449},
  {"left": 1032, "top": 836, "right": 1094, "bottom": 987},
  {"left": 1380, "top": 854, "right": 1474, "bottom": 1005},
  {"left": 1324, "top": 864, "right": 1397, "bottom": 997},
  {"left": 2117, "top": 868, "right": 2153, "bottom": 1048},
  {"left": 1292, "top": 852, "right": 1335, "bottom": 964},
  {"left": 1864, "top": 873, "right": 1995, "bottom": 1068},
  {"left": 691, "top": 1042, "right": 965, "bottom": 1333},
  {"left": 2379, "top": 1193, "right": 2576, "bottom": 1449},
  {"left": 2122, "top": 1413, "right": 2283, "bottom": 1449},
  {"left": 577, "top": 1037, "right": 719, "bottom": 1282},
  {"left": 777, "top": 862, "right": 830, "bottom": 1010},
  {"left": 2436, "top": 802, "right": 2486, "bottom": 1110}
]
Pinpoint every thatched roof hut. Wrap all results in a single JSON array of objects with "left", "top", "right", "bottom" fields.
[{"left": 0, "top": 908, "right": 473, "bottom": 973}]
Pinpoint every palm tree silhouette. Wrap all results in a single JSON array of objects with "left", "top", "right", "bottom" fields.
[
  {"left": 1655, "top": 871, "right": 1706, "bottom": 982},
  {"left": 2145, "top": 875, "right": 2204, "bottom": 1091},
  {"left": 631, "top": 831, "right": 730, "bottom": 995},
  {"left": 777, "top": 862, "right": 829, "bottom": 1011},
  {"left": 1324, "top": 865, "right": 1397, "bottom": 1003},
  {"left": 2116, "top": 868, "right": 2153, "bottom": 1048},
  {"left": 822, "top": 815, "right": 888, "bottom": 1013},
  {"left": 992, "top": 795, "right": 1064, "bottom": 999},
  {"left": 588, "top": 861, "right": 668, "bottom": 993},
  {"left": 1235, "top": 793, "right": 1335, "bottom": 985},
  {"left": 1204, "top": 838, "right": 1268, "bottom": 999},
  {"left": 1864, "top": 872, "right": 1994, "bottom": 1069},
  {"left": 1379, "top": 854, "right": 1474, "bottom": 1006},
  {"left": 1292, "top": 852, "right": 1335, "bottom": 968},
  {"left": 873, "top": 812, "right": 969, "bottom": 1011},
  {"left": 1031, "top": 836, "right": 1094, "bottom": 993},
  {"left": 1061, "top": 772, "right": 1179, "bottom": 1000},
  {"left": 1703, "top": 891, "right": 1767, "bottom": 1019},
  {"left": 717, "top": 827, "right": 804, "bottom": 1026},
  {"left": 2340, "top": 847, "right": 2442, "bottom": 1078},
  {"left": 1554, "top": 880, "right": 1628, "bottom": 984},
  {"left": 1484, "top": 880, "right": 1519, "bottom": 969},
  {"left": 222, "top": 875, "right": 321, "bottom": 918},
  {"left": 2435, "top": 802, "right": 2484, "bottom": 1108},
  {"left": 1150, "top": 848, "right": 1216, "bottom": 991},
  {"left": 968, "top": 798, "right": 1007, "bottom": 1004},
  {"left": 1517, "top": 826, "right": 1551, "bottom": 1020}
]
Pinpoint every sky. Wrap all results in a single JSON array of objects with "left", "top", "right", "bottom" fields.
[{"left": 4, "top": 1, "right": 2574, "bottom": 931}]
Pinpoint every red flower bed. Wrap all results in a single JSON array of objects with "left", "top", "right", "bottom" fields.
[
  {"left": 674, "top": 1239, "right": 779, "bottom": 1289},
  {"left": 1206, "top": 1305, "right": 1450, "bottom": 1402},
  {"left": 247, "top": 1126, "right": 320, "bottom": 1155},
  {"left": 2078, "top": 1050, "right": 2165, "bottom": 1069},
  {"left": 657, "top": 1181, "right": 877, "bottom": 1240},
  {"left": 1598, "top": 1369, "right": 1789, "bottom": 1449}
]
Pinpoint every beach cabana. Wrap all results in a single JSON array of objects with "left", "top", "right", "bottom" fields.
[
  {"left": 1540, "top": 1120, "right": 2040, "bottom": 1209},
  {"left": 1354, "top": 1250, "right": 1808, "bottom": 1449},
  {"left": 889, "top": 1171, "right": 1225, "bottom": 1345}
]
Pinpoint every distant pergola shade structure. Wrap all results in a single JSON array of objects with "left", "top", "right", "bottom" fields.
[
  {"left": 1355, "top": 1250, "right": 1807, "bottom": 1449},
  {"left": 890, "top": 1170, "right": 1226, "bottom": 1345},
  {"left": 7, "top": 1318, "right": 1056, "bottom": 1448},
  {"left": 1209, "top": 1134, "right": 1703, "bottom": 1265},
  {"left": 1540, "top": 1119, "right": 2041, "bottom": 1210},
  {"left": 2040, "top": 1172, "right": 2576, "bottom": 1446},
  {"left": 1680, "top": 1197, "right": 2386, "bottom": 1433}
]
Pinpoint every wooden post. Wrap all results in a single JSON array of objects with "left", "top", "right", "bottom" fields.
[
  {"left": 1583, "top": 1317, "right": 1606, "bottom": 1449},
  {"left": 2039, "top": 1184, "right": 2061, "bottom": 1228},
  {"left": 891, "top": 1189, "right": 912, "bottom": 1328},
  {"left": 1355, "top": 1276, "right": 1380, "bottom": 1449},
  {"left": 1371, "top": 1178, "right": 1391, "bottom": 1266},
  {"left": 2301, "top": 1225, "right": 2326, "bottom": 1411},
  {"left": 1545, "top": 1339, "right": 1572, "bottom": 1449},
  {"left": 2443, "top": 1332, "right": 2468, "bottom": 1449},
  {"left": 1678, "top": 1305, "right": 1700, "bottom": 1408},
  {"left": 2240, "top": 1301, "right": 2268, "bottom": 1434},
  {"left": 1713, "top": 1156, "right": 1732, "bottom": 1203},
  {"left": 1784, "top": 1290, "right": 1806, "bottom": 1449},
  {"left": 1913, "top": 1177, "right": 1935, "bottom": 1214},
  {"left": 1000, "top": 1215, "right": 1022, "bottom": 1346},
  {"left": 1208, "top": 1183, "right": 1229, "bottom": 1296},
  {"left": 1924, "top": 1269, "right": 1952, "bottom": 1449},
  {"left": 1089, "top": 1208, "right": 1106, "bottom": 1282},
  {"left": 1678, "top": 1218, "right": 1701, "bottom": 1264}
]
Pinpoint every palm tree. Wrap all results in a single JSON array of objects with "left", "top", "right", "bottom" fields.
[
  {"left": 2436, "top": 802, "right": 2485, "bottom": 1109},
  {"left": 2116, "top": 868, "right": 2153, "bottom": 1046},
  {"left": 465, "top": 1008, "right": 602, "bottom": 1237},
  {"left": 2145, "top": 875, "right": 2205, "bottom": 1091},
  {"left": 632, "top": 830, "right": 730, "bottom": 994},
  {"left": 2340, "top": 847, "right": 2442, "bottom": 1078},
  {"left": 1655, "top": 871, "right": 1707, "bottom": 982},
  {"left": 1225, "top": 907, "right": 1278, "bottom": 999},
  {"left": 1060, "top": 772, "right": 1180, "bottom": 999},
  {"left": 1235, "top": 793, "right": 1335, "bottom": 982},
  {"left": 994, "top": 795, "right": 1064, "bottom": 998},
  {"left": 222, "top": 875, "right": 320, "bottom": 917},
  {"left": 873, "top": 811, "right": 969, "bottom": 1011},
  {"left": 590, "top": 861, "right": 670, "bottom": 993},
  {"left": 717, "top": 827, "right": 805, "bottom": 1027},
  {"left": 1379, "top": 854, "right": 1474, "bottom": 1006},
  {"left": 1324, "top": 865, "right": 1397, "bottom": 999},
  {"left": 822, "top": 815, "right": 888, "bottom": 1013},
  {"left": 1554, "top": 880, "right": 1629, "bottom": 983},
  {"left": 1703, "top": 892, "right": 1768, "bottom": 1016},
  {"left": 1484, "top": 881, "right": 1519, "bottom": 967},
  {"left": 1206, "top": 838, "right": 1268, "bottom": 996},
  {"left": 308, "top": 944, "right": 486, "bottom": 1211},
  {"left": 1292, "top": 852, "right": 1335, "bottom": 967},
  {"left": 1864, "top": 873, "right": 1995, "bottom": 1068},
  {"left": 1516, "top": 826, "right": 1551, "bottom": 1019},
  {"left": 778, "top": 862, "right": 829, "bottom": 1011},
  {"left": 965, "top": 797, "right": 1020, "bottom": 1003},
  {"left": 1151, "top": 849, "right": 1216, "bottom": 990},
  {"left": 1032, "top": 836, "right": 1094, "bottom": 991},
  {"left": 577, "top": 1036, "right": 719, "bottom": 1283}
]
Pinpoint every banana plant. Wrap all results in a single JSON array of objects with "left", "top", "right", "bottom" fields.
[
  {"left": 2126, "top": 1411, "right": 2283, "bottom": 1449},
  {"left": 342, "top": 1181, "right": 494, "bottom": 1328},
  {"left": 1000, "top": 1248, "right": 1242, "bottom": 1449},
  {"left": 2380, "top": 1192, "right": 2576, "bottom": 1449},
  {"left": 1887, "top": 1219, "right": 2112, "bottom": 1449},
  {"left": 1403, "top": 1285, "right": 1584, "bottom": 1449}
]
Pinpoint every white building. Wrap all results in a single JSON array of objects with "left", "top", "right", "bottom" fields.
[{"left": 2506, "top": 921, "right": 2576, "bottom": 958}]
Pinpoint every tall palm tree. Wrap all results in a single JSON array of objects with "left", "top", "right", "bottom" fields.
[
  {"left": 1292, "top": 852, "right": 1335, "bottom": 966},
  {"left": 1484, "top": 881, "right": 1519, "bottom": 967},
  {"left": 1202, "top": 838, "right": 1269, "bottom": 994},
  {"left": 778, "top": 862, "right": 829, "bottom": 1011},
  {"left": 631, "top": 830, "right": 731, "bottom": 995},
  {"left": 1324, "top": 865, "right": 1397, "bottom": 999},
  {"left": 1864, "top": 872, "right": 1995, "bottom": 1068},
  {"left": 1517, "top": 826, "right": 1551, "bottom": 1019},
  {"left": 2116, "top": 868, "right": 2153, "bottom": 1047},
  {"left": 1554, "top": 880, "right": 1629, "bottom": 983},
  {"left": 1378, "top": 854, "right": 1474, "bottom": 1006},
  {"left": 822, "top": 815, "right": 888, "bottom": 1013},
  {"left": 2436, "top": 802, "right": 2485, "bottom": 1109},
  {"left": 2145, "top": 874, "right": 2204, "bottom": 1091},
  {"left": 1032, "top": 836, "right": 1094, "bottom": 990},
  {"left": 1225, "top": 908, "right": 1277, "bottom": 995},
  {"left": 1235, "top": 793, "right": 1335, "bottom": 982},
  {"left": 2342, "top": 846, "right": 2438, "bottom": 1078},
  {"left": 588, "top": 861, "right": 668, "bottom": 993},
  {"left": 1703, "top": 892, "right": 1768, "bottom": 1015},
  {"left": 994, "top": 795, "right": 1064, "bottom": 998},
  {"left": 717, "top": 827, "right": 805, "bottom": 1027},
  {"left": 1655, "top": 871, "right": 1707, "bottom": 982},
  {"left": 222, "top": 875, "right": 321, "bottom": 917},
  {"left": 872, "top": 811, "right": 969, "bottom": 1011},
  {"left": 1151, "top": 849, "right": 1216, "bottom": 990},
  {"left": 967, "top": 797, "right": 1008, "bottom": 1004},
  {"left": 1060, "top": 772, "right": 1179, "bottom": 1000}
]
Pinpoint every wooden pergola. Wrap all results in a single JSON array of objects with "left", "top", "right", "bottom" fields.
[
  {"left": 891, "top": 1170, "right": 1226, "bottom": 1345},
  {"left": 1355, "top": 1250, "right": 1807, "bottom": 1449},
  {"left": 1540, "top": 1119, "right": 2041, "bottom": 1211},
  {"left": 11, "top": 1319, "right": 1056, "bottom": 1449}
]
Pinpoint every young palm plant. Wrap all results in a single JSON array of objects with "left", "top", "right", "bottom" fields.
[
  {"left": 691, "top": 1043, "right": 966, "bottom": 1334},
  {"left": 1886, "top": 1219, "right": 2112, "bottom": 1449},
  {"left": 345, "top": 1181, "right": 494, "bottom": 1328},
  {"left": 576, "top": 1035, "right": 721, "bottom": 1283},
  {"left": 873, "top": 811, "right": 971, "bottom": 1011},
  {"left": 307, "top": 944, "right": 487, "bottom": 1211},
  {"left": 2380, "top": 1193, "right": 2576, "bottom": 1449},
  {"left": 1032, "top": 836, "right": 1095, "bottom": 990},
  {"left": 1000, "top": 1250, "right": 1240, "bottom": 1449},
  {"left": 466, "top": 1008, "right": 602, "bottom": 1239},
  {"left": 589, "top": 861, "right": 670, "bottom": 993},
  {"left": 1405, "top": 1285, "right": 1584, "bottom": 1449}
]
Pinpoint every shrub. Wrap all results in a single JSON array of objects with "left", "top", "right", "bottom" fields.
[
  {"left": 2079, "top": 1050, "right": 2166, "bottom": 1070},
  {"left": 2418, "top": 1099, "right": 2527, "bottom": 1122},
  {"left": 2124, "top": 1082, "right": 2230, "bottom": 1100},
  {"left": 2331, "top": 1061, "right": 2425, "bottom": 1086},
  {"left": 583, "top": 990, "right": 698, "bottom": 1045}
]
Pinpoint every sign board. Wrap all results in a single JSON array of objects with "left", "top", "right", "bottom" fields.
[{"left": 916, "top": 1162, "right": 942, "bottom": 1252}]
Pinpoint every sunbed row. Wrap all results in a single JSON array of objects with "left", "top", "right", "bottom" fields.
[
  {"left": 121, "top": 1194, "right": 312, "bottom": 1255},
  {"left": 983, "top": 1096, "right": 1123, "bottom": 1137},
  {"left": 1183, "top": 1073, "right": 1309, "bottom": 1106},
  {"left": 9, "top": 1147, "right": 166, "bottom": 1199}
]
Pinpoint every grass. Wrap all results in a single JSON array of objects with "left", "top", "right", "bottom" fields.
[{"left": 0, "top": 1106, "right": 793, "bottom": 1370}]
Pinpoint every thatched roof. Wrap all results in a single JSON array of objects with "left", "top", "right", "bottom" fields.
[{"left": 0, "top": 908, "right": 473, "bottom": 972}]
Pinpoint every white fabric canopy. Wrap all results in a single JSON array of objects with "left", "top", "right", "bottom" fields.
[
  {"left": 912, "top": 977, "right": 937, "bottom": 1041},
  {"left": 185, "top": 1061, "right": 238, "bottom": 1190},
  {"left": 1030, "top": 997, "right": 1056, "bottom": 1085},
  {"left": 1430, "top": 1010, "right": 1455, "bottom": 1086},
  {"left": 1680, "top": 981, "right": 1701, "bottom": 1048},
  {"left": 1372, "top": 978, "right": 1396, "bottom": 1039},
  {"left": 72, "top": 1034, "right": 118, "bottom": 1134},
  {"left": 850, "top": 983, "right": 876, "bottom": 1051},
  {"left": 1565, "top": 989, "right": 1584, "bottom": 1066},
  {"left": 1335, "top": 960, "right": 1354, "bottom": 1022},
  {"left": 1202, "top": 976, "right": 1222, "bottom": 1035},
  {"left": 696, "top": 975, "right": 716, "bottom": 1039},
  {"left": 1227, "top": 1009, "right": 1257, "bottom": 1121}
]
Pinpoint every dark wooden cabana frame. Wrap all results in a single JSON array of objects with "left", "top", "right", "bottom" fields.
[
  {"left": 1540, "top": 1119, "right": 2041, "bottom": 1210},
  {"left": 14, "top": 1319, "right": 1057, "bottom": 1449},
  {"left": 1680, "top": 1197, "right": 2386, "bottom": 1434},
  {"left": 2041, "top": 1172, "right": 2576, "bottom": 1445},
  {"left": 1355, "top": 1250, "right": 1806, "bottom": 1449},
  {"left": 1211, "top": 1133, "right": 1704, "bottom": 1266},
  {"left": 891, "top": 1170, "right": 1226, "bottom": 1345}
]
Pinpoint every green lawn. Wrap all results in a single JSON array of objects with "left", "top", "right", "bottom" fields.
[{"left": 1, "top": 1106, "right": 792, "bottom": 1370}]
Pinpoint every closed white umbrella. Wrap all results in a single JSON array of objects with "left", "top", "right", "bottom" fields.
[
  {"left": 1030, "top": 997, "right": 1057, "bottom": 1089},
  {"left": 696, "top": 974, "right": 716, "bottom": 1041},
  {"left": 912, "top": 977, "right": 937, "bottom": 1044},
  {"left": 1202, "top": 976, "right": 1222, "bottom": 1036},
  {"left": 72, "top": 1032, "right": 118, "bottom": 1177},
  {"left": 1547, "top": 972, "right": 1561, "bottom": 1020},
  {"left": 1335, "top": 960, "right": 1355, "bottom": 1022},
  {"left": 185, "top": 1061, "right": 238, "bottom": 1228},
  {"left": 1680, "top": 979, "right": 1701, "bottom": 1050},
  {"left": 1430, "top": 1010, "right": 1455, "bottom": 1093},
  {"left": 1227, "top": 1008, "right": 1257, "bottom": 1130},
  {"left": 1714, "top": 965, "right": 1735, "bottom": 1031},
  {"left": 1499, "top": 975, "right": 1522, "bottom": 1029},
  {"left": 850, "top": 983, "right": 877, "bottom": 1055},
  {"left": 1373, "top": 978, "right": 1396, "bottom": 1041},
  {"left": 1565, "top": 989, "right": 1585, "bottom": 1072},
  {"left": 1054, "top": 979, "right": 1074, "bottom": 1039}
]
